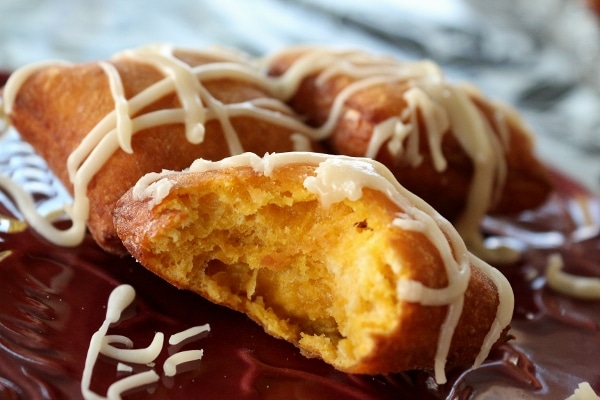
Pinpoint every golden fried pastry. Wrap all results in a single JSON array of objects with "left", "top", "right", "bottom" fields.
[
  {"left": 264, "top": 47, "right": 552, "bottom": 244},
  {"left": 2, "top": 45, "right": 322, "bottom": 254},
  {"left": 113, "top": 152, "right": 513, "bottom": 383}
]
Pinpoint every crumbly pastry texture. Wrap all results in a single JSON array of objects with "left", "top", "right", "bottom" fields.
[{"left": 113, "top": 152, "right": 513, "bottom": 383}]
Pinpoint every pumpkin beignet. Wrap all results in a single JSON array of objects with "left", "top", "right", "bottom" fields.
[
  {"left": 113, "top": 152, "right": 513, "bottom": 383},
  {"left": 264, "top": 47, "right": 553, "bottom": 246}
]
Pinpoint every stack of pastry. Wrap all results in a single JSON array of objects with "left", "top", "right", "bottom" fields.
[
  {"left": 3, "top": 45, "right": 551, "bottom": 255},
  {"left": 0, "top": 44, "right": 553, "bottom": 382}
]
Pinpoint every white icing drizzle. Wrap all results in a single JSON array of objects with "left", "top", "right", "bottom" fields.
[
  {"left": 105, "top": 370, "right": 159, "bottom": 400},
  {"left": 566, "top": 382, "right": 600, "bottom": 400},
  {"left": 2, "top": 60, "right": 73, "bottom": 114},
  {"left": 399, "top": 86, "right": 449, "bottom": 170},
  {"left": 81, "top": 284, "right": 211, "bottom": 399},
  {"left": 546, "top": 253, "right": 600, "bottom": 300},
  {"left": 81, "top": 284, "right": 153, "bottom": 400},
  {"left": 470, "top": 254, "right": 514, "bottom": 368},
  {"left": 145, "top": 152, "right": 513, "bottom": 384},
  {"left": 116, "top": 362, "right": 133, "bottom": 373},
  {"left": 169, "top": 324, "right": 211, "bottom": 345},
  {"left": 132, "top": 172, "right": 176, "bottom": 207},
  {"left": 99, "top": 61, "right": 134, "bottom": 154},
  {"left": 0, "top": 173, "right": 85, "bottom": 245},
  {"left": 163, "top": 350, "right": 205, "bottom": 377},
  {"left": 101, "top": 333, "right": 165, "bottom": 364},
  {"left": 121, "top": 44, "right": 207, "bottom": 145}
]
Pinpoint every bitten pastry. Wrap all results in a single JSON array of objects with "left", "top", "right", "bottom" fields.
[
  {"left": 113, "top": 152, "right": 513, "bottom": 383},
  {"left": 264, "top": 47, "right": 553, "bottom": 248},
  {"left": 2, "top": 45, "right": 322, "bottom": 254}
]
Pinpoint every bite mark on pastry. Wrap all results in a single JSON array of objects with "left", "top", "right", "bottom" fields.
[{"left": 113, "top": 152, "right": 514, "bottom": 383}]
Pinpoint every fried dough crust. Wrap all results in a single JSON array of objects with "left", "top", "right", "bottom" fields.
[{"left": 113, "top": 160, "right": 508, "bottom": 375}]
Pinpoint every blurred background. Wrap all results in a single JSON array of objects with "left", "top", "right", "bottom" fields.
[{"left": 1, "top": 0, "right": 599, "bottom": 192}]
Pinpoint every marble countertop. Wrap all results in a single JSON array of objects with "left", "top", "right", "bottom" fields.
[{"left": 1, "top": 0, "right": 599, "bottom": 192}]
